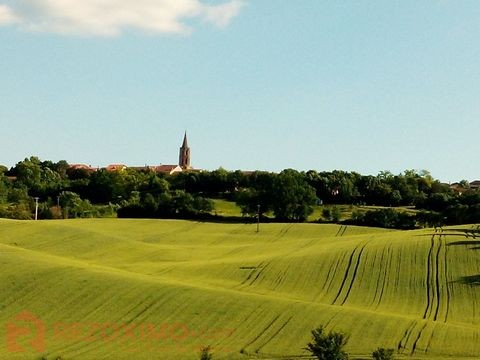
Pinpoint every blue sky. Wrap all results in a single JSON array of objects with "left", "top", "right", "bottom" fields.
[{"left": 1, "top": 1, "right": 479, "bottom": 182}]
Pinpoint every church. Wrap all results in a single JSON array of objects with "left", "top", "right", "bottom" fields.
[
  {"left": 150, "top": 132, "right": 194, "bottom": 174},
  {"left": 178, "top": 132, "right": 191, "bottom": 170}
]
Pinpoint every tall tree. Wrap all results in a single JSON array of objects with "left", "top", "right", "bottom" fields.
[{"left": 272, "top": 169, "right": 317, "bottom": 221}]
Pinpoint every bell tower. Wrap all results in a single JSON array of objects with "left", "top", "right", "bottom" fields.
[{"left": 179, "top": 132, "right": 191, "bottom": 169}]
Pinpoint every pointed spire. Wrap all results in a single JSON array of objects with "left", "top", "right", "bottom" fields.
[
  {"left": 182, "top": 131, "right": 188, "bottom": 148},
  {"left": 179, "top": 131, "right": 191, "bottom": 169}
]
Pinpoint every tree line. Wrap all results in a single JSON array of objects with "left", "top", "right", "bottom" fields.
[{"left": 1, "top": 156, "right": 479, "bottom": 227}]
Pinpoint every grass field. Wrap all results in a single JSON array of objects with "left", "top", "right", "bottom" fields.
[
  {"left": 212, "top": 199, "right": 243, "bottom": 217},
  {"left": 1, "top": 219, "right": 480, "bottom": 359},
  {"left": 211, "top": 199, "right": 417, "bottom": 222}
]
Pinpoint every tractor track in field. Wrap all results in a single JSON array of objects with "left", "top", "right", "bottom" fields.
[
  {"left": 321, "top": 310, "right": 342, "bottom": 329},
  {"left": 398, "top": 320, "right": 417, "bottom": 352},
  {"left": 370, "top": 246, "right": 385, "bottom": 307},
  {"left": 335, "top": 225, "right": 348, "bottom": 237},
  {"left": 410, "top": 322, "right": 428, "bottom": 355},
  {"left": 444, "top": 234, "right": 451, "bottom": 322},
  {"left": 423, "top": 232, "right": 448, "bottom": 323},
  {"left": 423, "top": 235, "right": 436, "bottom": 320},
  {"left": 332, "top": 245, "right": 359, "bottom": 304},
  {"left": 70, "top": 296, "right": 172, "bottom": 360},
  {"left": 254, "top": 316, "right": 293, "bottom": 352},
  {"left": 424, "top": 324, "right": 437, "bottom": 354},
  {"left": 314, "top": 251, "right": 348, "bottom": 302},
  {"left": 242, "top": 314, "right": 282, "bottom": 350},
  {"left": 334, "top": 226, "right": 343, "bottom": 237},
  {"left": 374, "top": 244, "right": 392, "bottom": 310},
  {"left": 279, "top": 224, "right": 295, "bottom": 237},
  {"left": 402, "top": 231, "right": 451, "bottom": 355},
  {"left": 332, "top": 240, "right": 370, "bottom": 306},
  {"left": 53, "top": 294, "right": 161, "bottom": 356},
  {"left": 433, "top": 234, "right": 442, "bottom": 321},
  {"left": 340, "top": 243, "right": 368, "bottom": 305},
  {"left": 104, "top": 290, "right": 157, "bottom": 325},
  {"left": 271, "top": 261, "right": 291, "bottom": 291},
  {"left": 239, "top": 261, "right": 269, "bottom": 287},
  {"left": 249, "top": 262, "right": 271, "bottom": 286}
]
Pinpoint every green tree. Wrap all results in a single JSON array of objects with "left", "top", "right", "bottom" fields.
[
  {"left": 193, "top": 196, "right": 214, "bottom": 214},
  {"left": 235, "top": 171, "right": 276, "bottom": 217},
  {"left": 332, "top": 206, "right": 341, "bottom": 222},
  {"left": 305, "top": 326, "right": 349, "bottom": 360},
  {"left": 87, "top": 170, "right": 128, "bottom": 203},
  {"left": 7, "top": 187, "right": 29, "bottom": 203},
  {"left": 321, "top": 206, "right": 341, "bottom": 223},
  {"left": 321, "top": 208, "right": 331, "bottom": 221},
  {"left": 13, "top": 156, "right": 63, "bottom": 197},
  {"left": 236, "top": 188, "right": 264, "bottom": 217},
  {"left": 0, "top": 171, "right": 10, "bottom": 203},
  {"left": 59, "top": 191, "right": 95, "bottom": 218},
  {"left": 372, "top": 348, "right": 395, "bottom": 360},
  {"left": 272, "top": 169, "right": 317, "bottom": 221}
]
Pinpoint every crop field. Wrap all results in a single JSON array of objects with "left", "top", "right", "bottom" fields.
[{"left": 1, "top": 219, "right": 480, "bottom": 359}]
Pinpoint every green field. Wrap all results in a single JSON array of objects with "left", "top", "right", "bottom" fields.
[
  {"left": 1, "top": 219, "right": 480, "bottom": 359},
  {"left": 211, "top": 199, "right": 417, "bottom": 222},
  {"left": 212, "top": 199, "right": 243, "bottom": 217}
]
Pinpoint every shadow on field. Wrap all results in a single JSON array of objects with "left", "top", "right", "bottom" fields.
[
  {"left": 415, "top": 232, "right": 466, "bottom": 237},
  {"left": 447, "top": 240, "right": 480, "bottom": 249},
  {"left": 458, "top": 274, "right": 480, "bottom": 286}
]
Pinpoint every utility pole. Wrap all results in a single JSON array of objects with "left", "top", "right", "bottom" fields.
[
  {"left": 256, "top": 204, "right": 260, "bottom": 233},
  {"left": 34, "top": 197, "right": 39, "bottom": 221}
]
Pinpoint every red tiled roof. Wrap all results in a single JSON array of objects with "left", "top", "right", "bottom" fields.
[
  {"left": 105, "top": 164, "right": 127, "bottom": 171},
  {"left": 153, "top": 165, "right": 183, "bottom": 174},
  {"left": 69, "top": 164, "right": 95, "bottom": 171},
  {"left": 131, "top": 166, "right": 156, "bottom": 172}
]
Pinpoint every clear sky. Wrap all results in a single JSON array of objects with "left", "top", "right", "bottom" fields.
[{"left": 1, "top": 1, "right": 479, "bottom": 182}]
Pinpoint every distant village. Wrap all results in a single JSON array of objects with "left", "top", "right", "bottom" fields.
[
  {"left": 450, "top": 181, "right": 480, "bottom": 194},
  {"left": 68, "top": 132, "right": 198, "bottom": 176},
  {"left": 66, "top": 131, "right": 480, "bottom": 194}
]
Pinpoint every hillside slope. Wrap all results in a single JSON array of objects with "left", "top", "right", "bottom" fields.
[{"left": 1, "top": 219, "right": 479, "bottom": 359}]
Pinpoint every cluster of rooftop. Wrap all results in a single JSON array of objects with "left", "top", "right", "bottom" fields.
[{"left": 69, "top": 132, "right": 194, "bottom": 175}]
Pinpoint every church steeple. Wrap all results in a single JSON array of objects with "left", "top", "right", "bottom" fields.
[
  {"left": 179, "top": 132, "right": 191, "bottom": 169},
  {"left": 182, "top": 132, "right": 188, "bottom": 148}
]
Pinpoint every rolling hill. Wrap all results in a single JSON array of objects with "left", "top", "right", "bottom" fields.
[{"left": 1, "top": 219, "right": 480, "bottom": 359}]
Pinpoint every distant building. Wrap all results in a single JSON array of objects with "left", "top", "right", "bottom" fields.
[
  {"left": 69, "top": 164, "right": 95, "bottom": 171},
  {"left": 155, "top": 165, "right": 183, "bottom": 175},
  {"left": 448, "top": 181, "right": 480, "bottom": 195},
  {"left": 130, "top": 166, "right": 157, "bottom": 172},
  {"left": 67, "top": 133, "right": 197, "bottom": 174},
  {"left": 470, "top": 181, "right": 480, "bottom": 190},
  {"left": 449, "top": 183, "right": 465, "bottom": 195},
  {"left": 105, "top": 164, "right": 127, "bottom": 172},
  {"left": 179, "top": 132, "right": 191, "bottom": 170},
  {"left": 67, "top": 164, "right": 97, "bottom": 174}
]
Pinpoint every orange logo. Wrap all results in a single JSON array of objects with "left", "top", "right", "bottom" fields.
[{"left": 6, "top": 311, "right": 46, "bottom": 353}]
